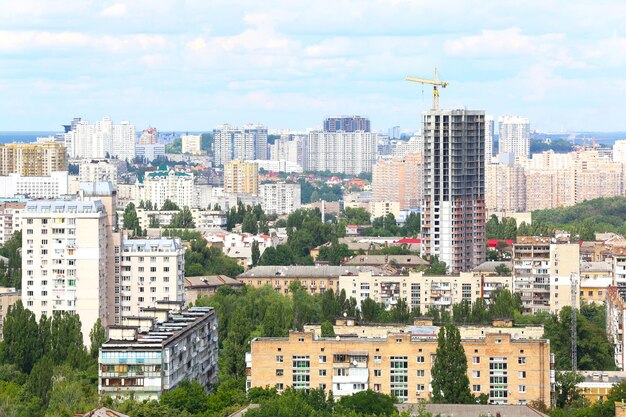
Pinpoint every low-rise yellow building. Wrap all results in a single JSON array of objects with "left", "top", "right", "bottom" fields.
[
  {"left": 247, "top": 321, "right": 552, "bottom": 406},
  {"left": 577, "top": 371, "right": 626, "bottom": 404}
]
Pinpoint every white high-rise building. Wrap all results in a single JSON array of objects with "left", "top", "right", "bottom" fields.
[
  {"left": 65, "top": 117, "right": 136, "bottom": 160},
  {"left": 0, "top": 171, "right": 68, "bottom": 199},
  {"left": 498, "top": 116, "right": 530, "bottom": 159},
  {"left": 213, "top": 124, "right": 268, "bottom": 166},
  {"left": 137, "top": 170, "right": 196, "bottom": 209},
  {"left": 21, "top": 200, "right": 109, "bottom": 347},
  {"left": 305, "top": 131, "right": 378, "bottom": 174},
  {"left": 485, "top": 115, "right": 494, "bottom": 160},
  {"left": 259, "top": 183, "right": 301, "bottom": 215}
]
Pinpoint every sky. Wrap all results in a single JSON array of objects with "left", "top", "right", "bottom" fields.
[{"left": 2, "top": 0, "right": 626, "bottom": 133}]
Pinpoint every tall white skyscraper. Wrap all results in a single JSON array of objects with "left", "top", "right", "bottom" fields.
[
  {"left": 498, "top": 115, "right": 530, "bottom": 159},
  {"left": 305, "top": 131, "right": 378, "bottom": 175},
  {"left": 65, "top": 117, "right": 136, "bottom": 160},
  {"left": 421, "top": 109, "right": 486, "bottom": 273},
  {"left": 213, "top": 124, "right": 268, "bottom": 166},
  {"left": 485, "top": 115, "right": 494, "bottom": 160}
]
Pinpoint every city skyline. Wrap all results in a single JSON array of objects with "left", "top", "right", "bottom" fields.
[{"left": 2, "top": 1, "right": 626, "bottom": 132}]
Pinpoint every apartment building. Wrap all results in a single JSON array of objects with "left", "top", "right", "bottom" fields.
[
  {"left": 0, "top": 171, "right": 69, "bottom": 199},
  {"left": 305, "top": 131, "right": 378, "bottom": 175},
  {"left": 259, "top": 182, "right": 301, "bottom": 215},
  {"left": 338, "top": 271, "right": 513, "bottom": 313},
  {"left": 485, "top": 163, "right": 526, "bottom": 212},
  {"left": 512, "top": 237, "right": 580, "bottom": 314},
  {"left": 323, "top": 116, "right": 371, "bottom": 133},
  {"left": 372, "top": 153, "right": 423, "bottom": 210},
  {"left": 214, "top": 124, "right": 268, "bottom": 166},
  {"left": 224, "top": 160, "right": 259, "bottom": 195},
  {"left": 137, "top": 170, "right": 196, "bottom": 209},
  {"left": 580, "top": 261, "right": 612, "bottom": 304},
  {"left": 118, "top": 208, "right": 226, "bottom": 230},
  {"left": 498, "top": 116, "right": 530, "bottom": 159},
  {"left": 0, "top": 202, "right": 25, "bottom": 245},
  {"left": 485, "top": 115, "right": 494, "bottom": 160},
  {"left": 247, "top": 324, "right": 551, "bottom": 405},
  {"left": 113, "top": 237, "right": 185, "bottom": 324},
  {"left": 21, "top": 200, "right": 109, "bottom": 346},
  {"left": 64, "top": 117, "right": 136, "bottom": 160},
  {"left": 0, "top": 142, "right": 67, "bottom": 176},
  {"left": 99, "top": 306, "right": 218, "bottom": 400},
  {"left": 421, "top": 109, "right": 486, "bottom": 273},
  {"left": 184, "top": 276, "right": 243, "bottom": 303},
  {"left": 181, "top": 134, "right": 202, "bottom": 155},
  {"left": 269, "top": 134, "right": 306, "bottom": 168},
  {"left": 78, "top": 159, "right": 118, "bottom": 183},
  {"left": 0, "top": 287, "right": 20, "bottom": 341},
  {"left": 606, "top": 286, "right": 626, "bottom": 369},
  {"left": 237, "top": 266, "right": 386, "bottom": 295}
]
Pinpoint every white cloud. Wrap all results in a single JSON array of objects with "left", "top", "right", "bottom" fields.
[
  {"left": 100, "top": 3, "right": 128, "bottom": 18},
  {"left": 444, "top": 28, "right": 564, "bottom": 58}
]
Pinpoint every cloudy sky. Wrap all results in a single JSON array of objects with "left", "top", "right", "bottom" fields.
[{"left": 2, "top": 0, "right": 626, "bottom": 132}]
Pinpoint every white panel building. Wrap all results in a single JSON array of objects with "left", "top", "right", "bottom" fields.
[
  {"left": 498, "top": 115, "right": 530, "bottom": 159},
  {"left": 0, "top": 171, "right": 68, "bottom": 199},
  {"left": 138, "top": 171, "right": 196, "bottom": 209},
  {"left": 65, "top": 117, "right": 136, "bottom": 160},
  {"left": 305, "top": 131, "right": 378, "bottom": 174},
  {"left": 259, "top": 183, "right": 301, "bottom": 215}
]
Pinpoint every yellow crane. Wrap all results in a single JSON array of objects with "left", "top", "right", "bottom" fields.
[{"left": 405, "top": 67, "right": 449, "bottom": 110}]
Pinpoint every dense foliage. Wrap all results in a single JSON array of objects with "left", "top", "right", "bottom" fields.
[
  {"left": 0, "top": 230, "right": 22, "bottom": 288},
  {"left": 431, "top": 324, "right": 473, "bottom": 404},
  {"left": 226, "top": 203, "right": 269, "bottom": 234},
  {"left": 299, "top": 180, "right": 343, "bottom": 204},
  {"left": 184, "top": 236, "right": 244, "bottom": 277}
]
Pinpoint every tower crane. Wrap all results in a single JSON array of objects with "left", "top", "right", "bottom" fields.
[{"left": 405, "top": 67, "right": 449, "bottom": 110}]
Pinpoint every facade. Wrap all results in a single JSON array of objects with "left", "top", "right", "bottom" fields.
[
  {"left": 0, "top": 142, "right": 67, "bottom": 176},
  {"left": 372, "top": 153, "right": 423, "bottom": 210},
  {"left": 138, "top": 170, "right": 196, "bottom": 209},
  {"left": 113, "top": 237, "right": 185, "bottom": 324},
  {"left": 21, "top": 200, "right": 109, "bottom": 346},
  {"left": 580, "top": 261, "right": 612, "bottom": 304},
  {"left": 485, "top": 163, "right": 526, "bottom": 212},
  {"left": 139, "top": 126, "right": 158, "bottom": 145},
  {"left": 421, "top": 109, "right": 486, "bottom": 273},
  {"left": 224, "top": 160, "right": 259, "bottom": 195},
  {"left": 323, "top": 115, "right": 371, "bottom": 133},
  {"left": 259, "top": 183, "right": 301, "bottom": 215},
  {"left": 238, "top": 265, "right": 386, "bottom": 295},
  {"left": 577, "top": 371, "right": 626, "bottom": 404},
  {"left": 184, "top": 275, "right": 243, "bottom": 303},
  {"left": 498, "top": 116, "right": 530, "bottom": 159},
  {"left": 305, "top": 131, "right": 378, "bottom": 175},
  {"left": 269, "top": 134, "right": 306, "bottom": 168},
  {"left": 0, "top": 287, "right": 20, "bottom": 341},
  {"left": 64, "top": 117, "right": 136, "bottom": 160},
  {"left": 99, "top": 306, "right": 218, "bottom": 400},
  {"left": 135, "top": 144, "right": 165, "bottom": 161},
  {"left": 607, "top": 286, "right": 626, "bottom": 369},
  {"left": 247, "top": 326, "right": 552, "bottom": 405},
  {"left": 485, "top": 115, "right": 494, "bottom": 160},
  {"left": 250, "top": 159, "right": 303, "bottom": 173},
  {"left": 338, "top": 271, "right": 513, "bottom": 313},
  {"left": 181, "top": 134, "right": 202, "bottom": 155},
  {"left": 78, "top": 159, "right": 118, "bottom": 183},
  {"left": 213, "top": 124, "right": 268, "bottom": 166},
  {"left": 0, "top": 171, "right": 69, "bottom": 199},
  {"left": 512, "top": 237, "right": 580, "bottom": 314},
  {"left": 0, "top": 202, "right": 25, "bottom": 245}
]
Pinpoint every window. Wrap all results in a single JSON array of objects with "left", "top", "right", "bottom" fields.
[
  {"left": 472, "top": 384, "right": 481, "bottom": 392},
  {"left": 518, "top": 357, "right": 526, "bottom": 365},
  {"left": 319, "top": 369, "right": 326, "bottom": 376},
  {"left": 519, "top": 371, "right": 526, "bottom": 379},
  {"left": 374, "top": 384, "right": 381, "bottom": 391},
  {"left": 519, "top": 385, "right": 526, "bottom": 393},
  {"left": 276, "top": 369, "right": 283, "bottom": 376},
  {"left": 374, "top": 355, "right": 382, "bottom": 364},
  {"left": 472, "top": 356, "right": 480, "bottom": 364},
  {"left": 374, "top": 370, "right": 382, "bottom": 377},
  {"left": 417, "top": 384, "right": 425, "bottom": 392},
  {"left": 276, "top": 383, "right": 284, "bottom": 390},
  {"left": 319, "top": 355, "right": 326, "bottom": 363},
  {"left": 319, "top": 383, "right": 326, "bottom": 390},
  {"left": 416, "top": 356, "right": 425, "bottom": 363},
  {"left": 416, "top": 370, "right": 425, "bottom": 377},
  {"left": 472, "top": 371, "right": 480, "bottom": 378},
  {"left": 276, "top": 355, "right": 284, "bottom": 363}
]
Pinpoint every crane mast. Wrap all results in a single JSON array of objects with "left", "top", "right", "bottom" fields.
[{"left": 405, "top": 67, "right": 449, "bottom": 110}]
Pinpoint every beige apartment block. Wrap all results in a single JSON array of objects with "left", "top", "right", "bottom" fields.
[
  {"left": 0, "top": 287, "right": 20, "bottom": 341},
  {"left": 224, "top": 160, "right": 259, "bottom": 195},
  {"left": 370, "top": 201, "right": 401, "bottom": 219},
  {"left": 579, "top": 261, "right": 612, "bottom": 304},
  {"left": 512, "top": 237, "right": 580, "bottom": 314},
  {"left": 0, "top": 202, "right": 25, "bottom": 245},
  {"left": 338, "top": 271, "right": 513, "bottom": 313},
  {"left": 113, "top": 237, "right": 185, "bottom": 324},
  {"left": 181, "top": 134, "right": 202, "bottom": 155},
  {"left": 372, "top": 153, "right": 423, "bottom": 210},
  {"left": 21, "top": 200, "right": 109, "bottom": 347},
  {"left": 0, "top": 142, "right": 67, "bottom": 177},
  {"left": 247, "top": 328, "right": 551, "bottom": 405},
  {"left": 485, "top": 163, "right": 526, "bottom": 212}
]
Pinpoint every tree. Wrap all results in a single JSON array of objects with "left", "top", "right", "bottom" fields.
[
  {"left": 360, "top": 298, "right": 383, "bottom": 323},
  {"left": 343, "top": 207, "right": 371, "bottom": 225},
  {"left": 25, "top": 355, "right": 54, "bottom": 405},
  {"left": 391, "top": 298, "right": 410, "bottom": 323},
  {"left": 161, "top": 199, "right": 180, "bottom": 211},
  {"left": 431, "top": 323, "right": 473, "bottom": 404},
  {"left": 495, "top": 263, "right": 511, "bottom": 276},
  {"left": 242, "top": 212, "right": 259, "bottom": 234},
  {"left": 320, "top": 320, "right": 335, "bottom": 337},
  {"left": 122, "top": 202, "right": 143, "bottom": 236},
  {"left": 489, "top": 288, "right": 521, "bottom": 318},
  {"left": 160, "top": 380, "right": 209, "bottom": 414},
  {"left": 251, "top": 240, "right": 261, "bottom": 267},
  {"left": 1, "top": 300, "right": 41, "bottom": 373},
  {"left": 336, "top": 390, "right": 396, "bottom": 416},
  {"left": 423, "top": 255, "right": 447, "bottom": 275},
  {"left": 317, "top": 242, "right": 353, "bottom": 266},
  {"left": 89, "top": 318, "right": 106, "bottom": 359},
  {"left": 554, "top": 371, "right": 584, "bottom": 408},
  {"left": 170, "top": 207, "right": 195, "bottom": 229}
]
